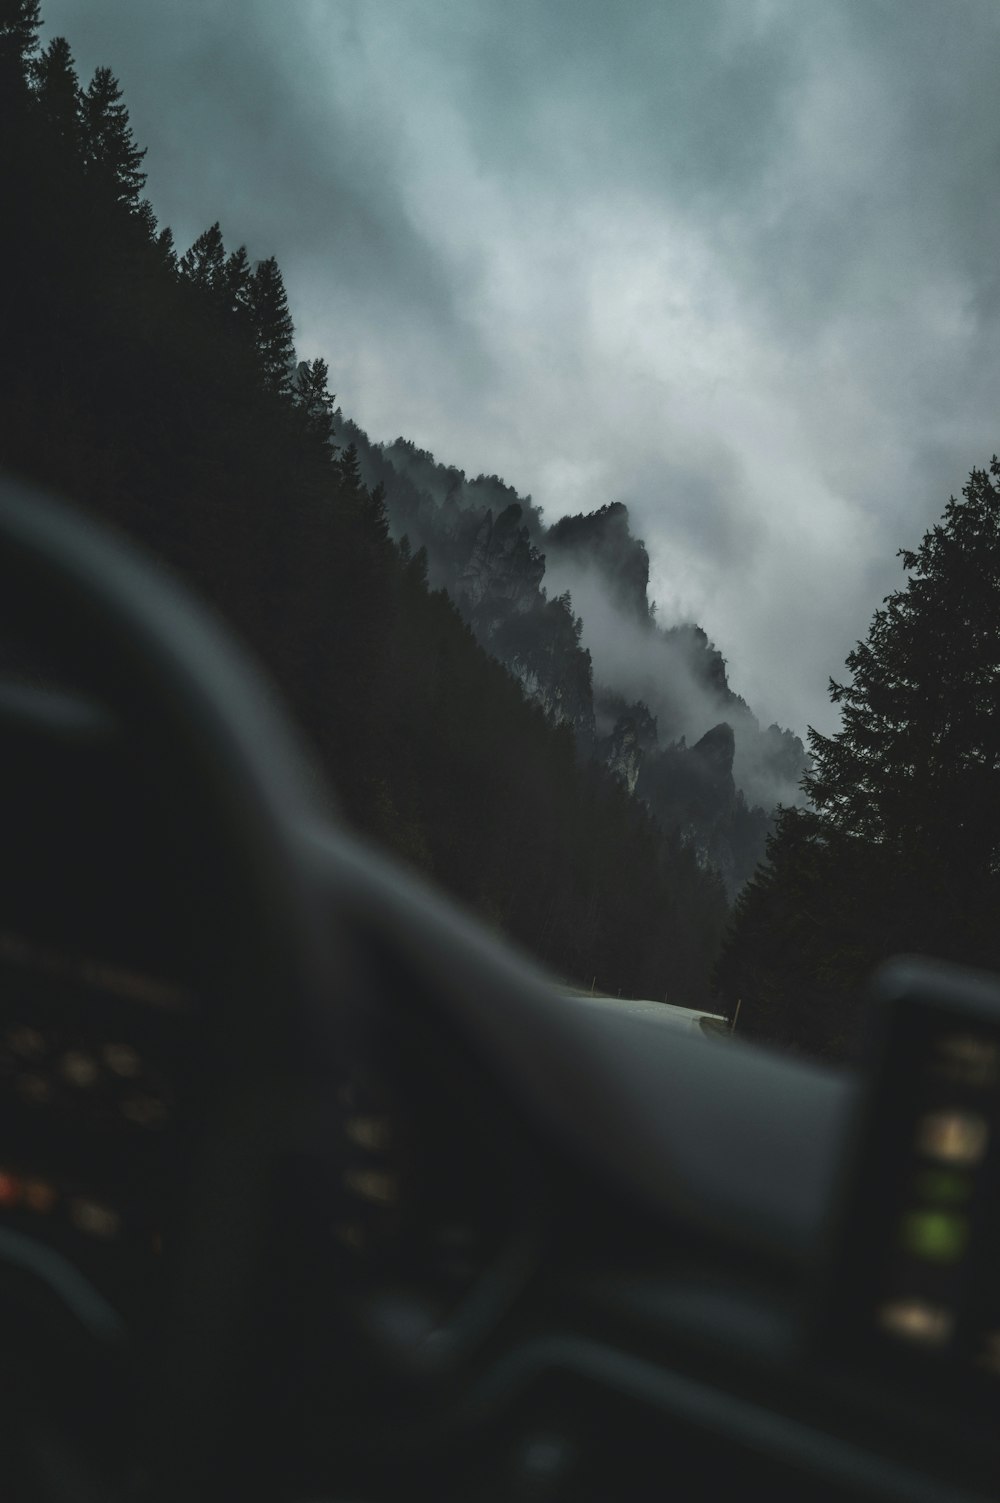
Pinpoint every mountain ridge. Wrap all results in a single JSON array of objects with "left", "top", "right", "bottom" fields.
[{"left": 329, "top": 400, "right": 807, "bottom": 892}]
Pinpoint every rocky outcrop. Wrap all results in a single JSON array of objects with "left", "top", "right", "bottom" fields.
[
  {"left": 691, "top": 721, "right": 737, "bottom": 788},
  {"left": 600, "top": 700, "right": 658, "bottom": 794},
  {"left": 492, "top": 593, "right": 596, "bottom": 741},
  {"left": 457, "top": 504, "right": 545, "bottom": 625},
  {"left": 546, "top": 502, "right": 651, "bottom": 626}
]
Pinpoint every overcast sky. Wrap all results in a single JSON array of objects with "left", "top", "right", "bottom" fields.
[{"left": 42, "top": 0, "right": 1000, "bottom": 737}]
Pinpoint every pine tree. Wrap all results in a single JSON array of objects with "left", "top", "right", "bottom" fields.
[
  {"left": 34, "top": 35, "right": 81, "bottom": 157},
  {"left": 367, "top": 479, "right": 390, "bottom": 545},
  {"left": 0, "top": 0, "right": 40, "bottom": 84},
  {"left": 0, "top": 0, "right": 40, "bottom": 136},
  {"left": 81, "top": 65, "right": 146, "bottom": 209},
  {"left": 222, "top": 246, "right": 253, "bottom": 323},
  {"left": 250, "top": 256, "right": 295, "bottom": 395},
  {"left": 154, "top": 225, "right": 177, "bottom": 273},
  {"left": 179, "top": 222, "right": 226, "bottom": 292},
  {"left": 809, "top": 461, "right": 1000, "bottom": 891},
  {"left": 718, "top": 459, "right": 1000, "bottom": 1058},
  {"left": 294, "top": 357, "right": 337, "bottom": 446},
  {"left": 179, "top": 231, "right": 255, "bottom": 355},
  {"left": 338, "top": 441, "right": 363, "bottom": 496}
]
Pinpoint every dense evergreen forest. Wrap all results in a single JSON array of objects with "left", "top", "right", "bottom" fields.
[
  {"left": 0, "top": 3, "right": 730, "bottom": 1005},
  {"left": 718, "top": 464, "right": 1000, "bottom": 1062}
]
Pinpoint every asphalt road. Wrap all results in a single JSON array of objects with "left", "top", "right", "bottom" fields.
[{"left": 558, "top": 993, "right": 731, "bottom": 1036}]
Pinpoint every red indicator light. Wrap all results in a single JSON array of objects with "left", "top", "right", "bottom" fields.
[{"left": 0, "top": 1172, "right": 21, "bottom": 1209}]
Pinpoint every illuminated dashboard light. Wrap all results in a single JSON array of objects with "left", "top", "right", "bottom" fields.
[
  {"left": 15, "top": 1072, "right": 52, "bottom": 1105},
  {"left": 69, "top": 1198, "right": 120, "bottom": 1239},
  {"left": 23, "top": 1179, "right": 56, "bottom": 1214},
  {"left": 879, "top": 1297, "right": 953, "bottom": 1347},
  {"left": 0, "top": 1171, "right": 21, "bottom": 1208},
  {"left": 7, "top": 1025, "right": 45, "bottom": 1059},
  {"left": 59, "top": 1051, "right": 99, "bottom": 1089},
  {"left": 121, "top": 1094, "right": 167, "bottom": 1128},
  {"left": 103, "top": 1043, "right": 141, "bottom": 1078},
  {"left": 916, "top": 1110, "right": 989, "bottom": 1166},
  {"left": 899, "top": 1209, "right": 969, "bottom": 1264},
  {"left": 343, "top": 1167, "right": 399, "bottom": 1206},
  {"left": 344, "top": 1114, "right": 392, "bottom": 1151}
]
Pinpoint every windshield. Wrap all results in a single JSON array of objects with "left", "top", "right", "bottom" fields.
[{"left": 4, "top": 0, "right": 998, "bottom": 1068}]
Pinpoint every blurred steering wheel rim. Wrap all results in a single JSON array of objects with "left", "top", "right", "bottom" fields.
[{"left": 0, "top": 473, "right": 345, "bottom": 1501}]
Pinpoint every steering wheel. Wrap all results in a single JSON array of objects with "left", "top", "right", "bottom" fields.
[{"left": 0, "top": 476, "right": 344, "bottom": 1501}]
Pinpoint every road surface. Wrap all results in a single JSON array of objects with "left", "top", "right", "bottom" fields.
[{"left": 557, "top": 993, "right": 731, "bottom": 1036}]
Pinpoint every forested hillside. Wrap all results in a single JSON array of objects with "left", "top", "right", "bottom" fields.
[{"left": 0, "top": 3, "right": 730, "bottom": 1004}]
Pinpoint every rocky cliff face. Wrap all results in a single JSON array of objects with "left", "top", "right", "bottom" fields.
[
  {"left": 597, "top": 695, "right": 659, "bottom": 794},
  {"left": 457, "top": 504, "right": 545, "bottom": 624},
  {"left": 492, "top": 592, "right": 596, "bottom": 739},
  {"left": 327, "top": 401, "right": 805, "bottom": 893},
  {"left": 635, "top": 724, "right": 773, "bottom": 895},
  {"left": 545, "top": 502, "right": 651, "bottom": 626}
]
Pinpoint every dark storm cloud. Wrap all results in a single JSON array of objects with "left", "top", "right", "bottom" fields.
[{"left": 40, "top": 0, "right": 1000, "bottom": 736}]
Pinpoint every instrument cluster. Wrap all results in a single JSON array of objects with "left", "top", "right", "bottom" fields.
[{"left": 0, "top": 928, "right": 197, "bottom": 1292}]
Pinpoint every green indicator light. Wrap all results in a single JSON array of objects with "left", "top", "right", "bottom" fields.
[
  {"left": 900, "top": 1210, "right": 969, "bottom": 1264},
  {"left": 914, "top": 1168, "right": 973, "bottom": 1206}
]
